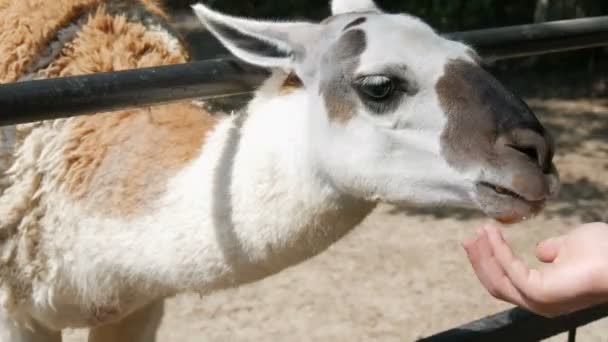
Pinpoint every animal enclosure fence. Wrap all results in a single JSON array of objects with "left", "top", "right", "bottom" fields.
[
  {"left": 1, "top": 16, "right": 607, "bottom": 126},
  {"left": 1, "top": 15, "right": 608, "bottom": 342}
]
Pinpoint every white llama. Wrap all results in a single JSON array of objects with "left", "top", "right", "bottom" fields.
[{"left": 0, "top": 0, "right": 559, "bottom": 340}]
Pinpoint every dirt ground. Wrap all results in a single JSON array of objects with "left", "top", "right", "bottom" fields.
[{"left": 63, "top": 97, "right": 608, "bottom": 341}]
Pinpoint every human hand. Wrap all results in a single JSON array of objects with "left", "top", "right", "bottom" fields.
[{"left": 463, "top": 222, "right": 608, "bottom": 317}]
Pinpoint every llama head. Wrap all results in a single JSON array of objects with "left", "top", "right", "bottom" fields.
[{"left": 192, "top": 1, "right": 560, "bottom": 223}]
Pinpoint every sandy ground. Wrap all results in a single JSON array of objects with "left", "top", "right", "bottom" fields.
[{"left": 64, "top": 98, "right": 608, "bottom": 341}]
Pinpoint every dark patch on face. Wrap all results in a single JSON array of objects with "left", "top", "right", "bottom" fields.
[
  {"left": 279, "top": 72, "right": 303, "bottom": 95},
  {"left": 207, "top": 18, "right": 292, "bottom": 59},
  {"left": 343, "top": 17, "right": 367, "bottom": 31},
  {"left": 319, "top": 29, "right": 367, "bottom": 123},
  {"left": 437, "top": 59, "right": 547, "bottom": 170}
]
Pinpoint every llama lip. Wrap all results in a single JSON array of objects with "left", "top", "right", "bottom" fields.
[
  {"left": 478, "top": 181, "right": 526, "bottom": 201},
  {"left": 475, "top": 181, "right": 548, "bottom": 224},
  {"left": 478, "top": 181, "right": 549, "bottom": 205}
]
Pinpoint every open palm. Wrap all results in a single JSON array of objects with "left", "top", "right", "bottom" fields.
[{"left": 463, "top": 222, "right": 608, "bottom": 317}]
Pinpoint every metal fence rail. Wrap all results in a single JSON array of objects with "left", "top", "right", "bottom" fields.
[
  {"left": 445, "top": 15, "right": 608, "bottom": 60},
  {"left": 1, "top": 16, "right": 607, "bottom": 126},
  {"left": 418, "top": 304, "right": 608, "bottom": 342},
  {"left": 0, "top": 59, "right": 268, "bottom": 127}
]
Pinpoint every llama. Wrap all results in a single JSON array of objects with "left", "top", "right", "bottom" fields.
[{"left": 0, "top": 0, "right": 559, "bottom": 340}]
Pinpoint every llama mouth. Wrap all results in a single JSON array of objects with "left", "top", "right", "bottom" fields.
[
  {"left": 479, "top": 181, "right": 526, "bottom": 201},
  {"left": 479, "top": 181, "right": 521, "bottom": 199},
  {"left": 478, "top": 181, "right": 548, "bottom": 204},
  {"left": 476, "top": 181, "right": 547, "bottom": 224}
]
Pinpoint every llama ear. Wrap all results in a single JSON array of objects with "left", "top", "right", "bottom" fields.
[
  {"left": 192, "top": 4, "right": 319, "bottom": 70},
  {"left": 331, "top": 0, "right": 380, "bottom": 15}
]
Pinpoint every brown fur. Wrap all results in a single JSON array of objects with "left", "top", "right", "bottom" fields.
[
  {"left": 63, "top": 104, "right": 218, "bottom": 217},
  {"left": 136, "top": 0, "right": 168, "bottom": 20},
  {"left": 42, "top": 5, "right": 187, "bottom": 76},
  {"left": 0, "top": 0, "right": 221, "bottom": 215},
  {"left": 9, "top": 3, "right": 221, "bottom": 217},
  {"left": 320, "top": 29, "right": 367, "bottom": 124},
  {"left": 437, "top": 59, "right": 545, "bottom": 170},
  {"left": 279, "top": 72, "right": 303, "bottom": 95},
  {"left": 47, "top": 6, "right": 220, "bottom": 216},
  {"left": 0, "top": 0, "right": 12, "bottom": 12},
  {"left": 0, "top": 0, "right": 100, "bottom": 83}
]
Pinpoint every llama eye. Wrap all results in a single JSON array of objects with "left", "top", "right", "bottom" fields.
[{"left": 355, "top": 76, "right": 395, "bottom": 100}]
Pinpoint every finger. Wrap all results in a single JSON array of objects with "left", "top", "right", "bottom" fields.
[
  {"left": 465, "top": 229, "right": 531, "bottom": 307},
  {"left": 484, "top": 226, "right": 545, "bottom": 299},
  {"left": 464, "top": 230, "right": 501, "bottom": 295},
  {"left": 536, "top": 236, "right": 565, "bottom": 263},
  {"left": 462, "top": 234, "right": 478, "bottom": 250}
]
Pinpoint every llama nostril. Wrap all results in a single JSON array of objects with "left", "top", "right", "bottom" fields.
[
  {"left": 500, "top": 128, "right": 554, "bottom": 173},
  {"left": 507, "top": 144, "right": 539, "bottom": 164}
]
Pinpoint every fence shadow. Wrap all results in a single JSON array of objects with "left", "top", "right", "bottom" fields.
[{"left": 544, "top": 178, "right": 608, "bottom": 222}]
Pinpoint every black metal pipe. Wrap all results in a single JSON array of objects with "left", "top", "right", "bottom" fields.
[
  {"left": 1, "top": 16, "right": 607, "bottom": 126},
  {"left": 568, "top": 328, "right": 577, "bottom": 342},
  {"left": 445, "top": 16, "right": 608, "bottom": 60},
  {"left": 0, "top": 59, "right": 268, "bottom": 126},
  {"left": 417, "top": 304, "right": 608, "bottom": 342}
]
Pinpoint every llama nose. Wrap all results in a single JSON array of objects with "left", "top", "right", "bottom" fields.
[{"left": 503, "top": 129, "right": 554, "bottom": 173}]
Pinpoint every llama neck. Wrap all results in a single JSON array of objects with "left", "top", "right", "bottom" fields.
[{"left": 76, "top": 81, "right": 375, "bottom": 299}]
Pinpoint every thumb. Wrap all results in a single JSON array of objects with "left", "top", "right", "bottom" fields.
[{"left": 536, "top": 236, "right": 565, "bottom": 263}]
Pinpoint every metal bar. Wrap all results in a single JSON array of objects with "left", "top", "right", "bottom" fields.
[
  {"left": 568, "top": 328, "right": 577, "bottom": 342},
  {"left": 417, "top": 304, "right": 608, "bottom": 342},
  {"left": 1, "top": 16, "right": 607, "bottom": 126},
  {"left": 0, "top": 59, "right": 268, "bottom": 126},
  {"left": 182, "top": 15, "right": 608, "bottom": 61},
  {"left": 444, "top": 16, "right": 608, "bottom": 60}
]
